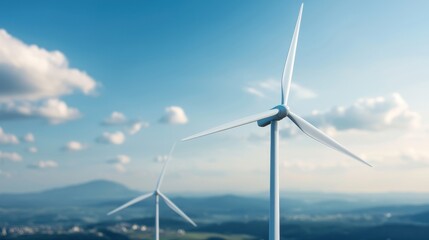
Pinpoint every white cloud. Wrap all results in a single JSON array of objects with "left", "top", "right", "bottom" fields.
[
  {"left": 255, "top": 93, "right": 419, "bottom": 140},
  {"left": 28, "top": 147, "right": 38, "bottom": 153},
  {"left": 279, "top": 123, "right": 300, "bottom": 139},
  {"left": 0, "top": 29, "right": 96, "bottom": 124},
  {"left": 283, "top": 160, "right": 353, "bottom": 172},
  {"left": 247, "top": 133, "right": 267, "bottom": 143},
  {"left": 113, "top": 164, "right": 126, "bottom": 173},
  {"left": 154, "top": 155, "right": 169, "bottom": 163},
  {"left": 107, "top": 155, "right": 131, "bottom": 173},
  {"left": 259, "top": 79, "right": 279, "bottom": 91},
  {"left": 36, "top": 99, "right": 80, "bottom": 124},
  {"left": 23, "top": 133, "right": 35, "bottom": 143},
  {"left": 372, "top": 149, "right": 429, "bottom": 169},
  {"left": 244, "top": 87, "right": 265, "bottom": 98},
  {"left": 128, "top": 121, "right": 149, "bottom": 135},
  {"left": 249, "top": 123, "right": 300, "bottom": 141},
  {"left": 0, "top": 29, "right": 96, "bottom": 102},
  {"left": 159, "top": 106, "right": 188, "bottom": 125},
  {"left": 0, "top": 169, "right": 11, "bottom": 178},
  {"left": 102, "top": 111, "right": 127, "bottom": 125},
  {"left": 28, "top": 160, "right": 58, "bottom": 169},
  {"left": 0, "top": 98, "right": 80, "bottom": 124},
  {"left": 0, "top": 151, "right": 22, "bottom": 162},
  {"left": 0, "top": 127, "right": 19, "bottom": 144},
  {"left": 304, "top": 93, "right": 420, "bottom": 132},
  {"left": 96, "top": 131, "right": 125, "bottom": 145},
  {"left": 244, "top": 79, "right": 316, "bottom": 100},
  {"left": 63, "top": 141, "right": 85, "bottom": 151},
  {"left": 290, "top": 83, "right": 317, "bottom": 99},
  {"left": 101, "top": 112, "right": 149, "bottom": 135},
  {"left": 107, "top": 155, "right": 131, "bottom": 165},
  {"left": 399, "top": 150, "right": 429, "bottom": 166}
]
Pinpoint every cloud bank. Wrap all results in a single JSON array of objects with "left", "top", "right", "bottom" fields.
[
  {"left": 304, "top": 93, "right": 420, "bottom": 132},
  {"left": 0, "top": 29, "right": 96, "bottom": 102},
  {"left": 372, "top": 149, "right": 429, "bottom": 169},
  {"left": 245, "top": 93, "right": 420, "bottom": 141},
  {"left": 0, "top": 29, "right": 97, "bottom": 124},
  {"left": 283, "top": 160, "right": 353, "bottom": 172}
]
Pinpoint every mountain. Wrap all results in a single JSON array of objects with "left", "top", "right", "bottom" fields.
[
  {"left": 2, "top": 179, "right": 429, "bottom": 218},
  {"left": 281, "top": 191, "right": 429, "bottom": 205},
  {"left": 39, "top": 180, "right": 141, "bottom": 200},
  {"left": 404, "top": 210, "right": 429, "bottom": 223},
  {"left": 0, "top": 180, "right": 141, "bottom": 208}
]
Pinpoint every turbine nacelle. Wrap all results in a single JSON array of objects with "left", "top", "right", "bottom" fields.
[{"left": 257, "top": 105, "right": 289, "bottom": 127}]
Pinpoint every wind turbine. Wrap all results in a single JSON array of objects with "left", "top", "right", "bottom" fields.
[
  {"left": 107, "top": 143, "right": 197, "bottom": 240},
  {"left": 182, "top": 3, "right": 371, "bottom": 240}
]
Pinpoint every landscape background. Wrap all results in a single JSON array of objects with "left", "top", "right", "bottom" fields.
[
  {"left": 3, "top": 180, "right": 429, "bottom": 239},
  {"left": 1, "top": 0, "right": 429, "bottom": 239}
]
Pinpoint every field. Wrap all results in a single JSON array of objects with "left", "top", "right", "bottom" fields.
[{"left": 128, "top": 232, "right": 255, "bottom": 240}]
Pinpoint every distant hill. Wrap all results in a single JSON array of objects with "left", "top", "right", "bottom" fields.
[
  {"left": 2, "top": 179, "right": 429, "bottom": 218},
  {"left": 97, "top": 194, "right": 270, "bottom": 222},
  {"left": 404, "top": 210, "right": 429, "bottom": 223},
  {"left": 4, "top": 179, "right": 429, "bottom": 233},
  {"left": 39, "top": 180, "right": 141, "bottom": 200},
  {"left": 0, "top": 180, "right": 141, "bottom": 208}
]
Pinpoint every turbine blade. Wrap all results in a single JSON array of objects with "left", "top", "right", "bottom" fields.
[
  {"left": 281, "top": 3, "right": 304, "bottom": 105},
  {"left": 288, "top": 111, "right": 372, "bottom": 167},
  {"left": 182, "top": 109, "right": 279, "bottom": 141},
  {"left": 156, "top": 142, "right": 177, "bottom": 191},
  {"left": 158, "top": 192, "right": 197, "bottom": 227},
  {"left": 107, "top": 192, "right": 154, "bottom": 216}
]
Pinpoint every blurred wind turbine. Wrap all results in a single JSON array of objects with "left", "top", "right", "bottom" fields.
[
  {"left": 182, "top": 3, "right": 371, "bottom": 240},
  {"left": 107, "top": 143, "right": 196, "bottom": 240}
]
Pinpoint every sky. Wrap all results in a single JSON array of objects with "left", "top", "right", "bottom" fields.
[{"left": 0, "top": 0, "right": 429, "bottom": 194}]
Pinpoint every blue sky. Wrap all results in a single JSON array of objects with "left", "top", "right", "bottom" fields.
[{"left": 0, "top": 0, "right": 428, "bottom": 194}]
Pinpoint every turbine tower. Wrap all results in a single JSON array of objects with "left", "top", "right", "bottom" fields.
[
  {"left": 107, "top": 143, "right": 197, "bottom": 240},
  {"left": 182, "top": 4, "right": 371, "bottom": 240}
]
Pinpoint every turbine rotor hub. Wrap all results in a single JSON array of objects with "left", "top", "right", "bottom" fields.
[
  {"left": 257, "top": 105, "right": 289, "bottom": 127},
  {"left": 274, "top": 105, "right": 289, "bottom": 120}
]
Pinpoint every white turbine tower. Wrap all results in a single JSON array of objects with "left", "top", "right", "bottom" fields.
[
  {"left": 182, "top": 3, "right": 371, "bottom": 240},
  {"left": 107, "top": 143, "right": 197, "bottom": 240}
]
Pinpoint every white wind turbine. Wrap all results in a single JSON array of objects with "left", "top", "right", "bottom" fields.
[
  {"left": 107, "top": 143, "right": 197, "bottom": 240},
  {"left": 182, "top": 3, "right": 371, "bottom": 240}
]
